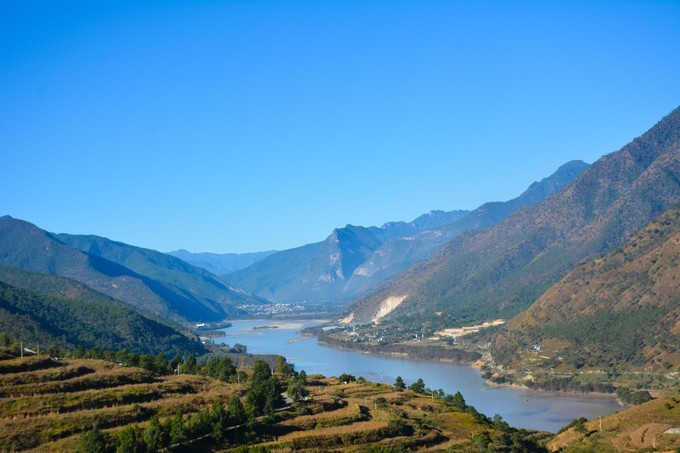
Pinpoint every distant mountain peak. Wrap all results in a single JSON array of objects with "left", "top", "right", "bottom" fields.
[{"left": 225, "top": 159, "right": 587, "bottom": 305}]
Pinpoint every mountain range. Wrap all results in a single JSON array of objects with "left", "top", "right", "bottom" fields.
[
  {"left": 0, "top": 217, "right": 264, "bottom": 323},
  {"left": 223, "top": 161, "right": 587, "bottom": 305},
  {"left": 168, "top": 249, "right": 277, "bottom": 275},
  {"left": 341, "top": 106, "right": 680, "bottom": 327},
  {"left": 1, "top": 106, "right": 677, "bottom": 374}
]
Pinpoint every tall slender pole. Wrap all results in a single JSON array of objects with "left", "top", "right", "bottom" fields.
[{"left": 20, "top": 341, "right": 23, "bottom": 358}]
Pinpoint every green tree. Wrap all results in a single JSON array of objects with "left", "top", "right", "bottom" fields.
[
  {"left": 211, "top": 398, "right": 228, "bottom": 442},
  {"left": 492, "top": 414, "right": 510, "bottom": 432},
  {"left": 287, "top": 374, "right": 309, "bottom": 402},
  {"left": 116, "top": 425, "right": 142, "bottom": 453},
  {"left": 374, "top": 396, "right": 388, "bottom": 409},
  {"left": 471, "top": 430, "right": 492, "bottom": 449},
  {"left": 170, "top": 354, "right": 183, "bottom": 372},
  {"left": 77, "top": 424, "right": 109, "bottom": 453},
  {"left": 274, "top": 356, "right": 295, "bottom": 376},
  {"left": 408, "top": 378, "right": 426, "bottom": 393},
  {"left": 338, "top": 373, "right": 356, "bottom": 383},
  {"left": 154, "top": 353, "right": 171, "bottom": 375},
  {"left": 142, "top": 415, "right": 163, "bottom": 452},
  {"left": 247, "top": 360, "right": 281, "bottom": 416},
  {"left": 394, "top": 376, "right": 406, "bottom": 390},
  {"left": 139, "top": 354, "right": 155, "bottom": 372},
  {"left": 181, "top": 354, "right": 198, "bottom": 374},
  {"left": 444, "top": 391, "right": 466, "bottom": 411},
  {"left": 115, "top": 349, "right": 129, "bottom": 364},
  {"left": 227, "top": 395, "right": 247, "bottom": 425},
  {"left": 251, "top": 360, "right": 272, "bottom": 382},
  {"left": 169, "top": 409, "right": 187, "bottom": 444},
  {"left": 203, "top": 357, "right": 236, "bottom": 382},
  {"left": 573, "top": 418, "right": 587, "bottom": 433},
  {"left": 386, "top": 418, "right": 413, "bottom": 436},
  {"left": 275, "top": 356, "right": 286, "bottom": 374}
]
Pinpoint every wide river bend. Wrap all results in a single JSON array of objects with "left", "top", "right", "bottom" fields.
[{"left": 214, "top": 319, "right": 622, "bottom": 433}]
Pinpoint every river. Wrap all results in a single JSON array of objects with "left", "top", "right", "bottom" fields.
[{"left": 213, "top": 319, "right": 622, "bottom": 433}]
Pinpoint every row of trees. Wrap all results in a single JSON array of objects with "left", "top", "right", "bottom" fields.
[
  {"left": 77, "top": 357, "right": 306, "bottom": 452},
  {"left": 78, "top": 396, "right": 248, "bottom": 452},
  {"left": 393, "top": 375, "right": 465, "bottom": 409}
]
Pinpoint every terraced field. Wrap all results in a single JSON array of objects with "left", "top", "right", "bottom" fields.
[
  {"left": 237, "top": 377, "right": 549, "bottom": 452},
  {"left": 0, "top": 355, "right": 237, "bottom": 451},
  {"left": 549, "top": 396, "right": 680, "bottom": 452},
  {"left": 0, "top": 352, "right": 551, "bottom": 452}
]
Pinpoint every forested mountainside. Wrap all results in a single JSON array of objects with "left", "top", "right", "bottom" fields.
[
  {"left": 0, "top": 265, "right": 206, "bottom": 356},
  {"left": 57, "top": 233, "right": 264, "bottom": 317},
  {"left": 0, "top": 217, "right": 261, "bottom": 323},
  {"left": 225, "top": 161, "right": 586, "bottom": 305},
  {"left": 489, "top": 206, "right": 680, "bottom": 372},
  {"left": 342, "top": 106, "right": 680, "bottom": 328},
  {"left": 168, "top": 249, "right": 277, "bottom": 275}
]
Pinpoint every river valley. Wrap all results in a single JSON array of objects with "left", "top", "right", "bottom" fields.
[{"left": 213, "top": 319, "right": 623, "bottom": 433}]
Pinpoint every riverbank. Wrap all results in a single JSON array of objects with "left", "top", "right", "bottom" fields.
[
  {"left": 316, "top": 336, "right": 628, "bottom": 397},
  {"left": 213, "top": 319, "right": 624, "bottom": 432},
  {"left": 310, "top": 325, "right": 679, "bottom": 404},
  {"left": 315, "top": 336, "right": 480, "bottom": 364}
]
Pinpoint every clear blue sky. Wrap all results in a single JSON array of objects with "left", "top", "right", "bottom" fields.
[{"left": 1, "top": 1, "right": 679, "bottom": 253}]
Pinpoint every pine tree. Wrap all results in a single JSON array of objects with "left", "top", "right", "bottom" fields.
[
  {"left": 116, "top": 425, "right": 142, "bottom": 453},
  {"left": 227, "top": 396, "right": 247, "bottom": 425},
  {"left": 142, "top": 415, "right": 162, "bottom": 451},
  {"left": 77, "top": 424, "right": 108, "bottom": 453},
  {"left": 408, "top": 378, "right": 426, "bottom": 393},
  {"left": 169, "top": 409, "right": 187, "bottom": 444},
  {"left": 211, "top": 398, "right": 228, "bottom": 442}
]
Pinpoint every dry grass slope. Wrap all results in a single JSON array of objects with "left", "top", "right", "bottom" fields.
[
  {"left": 0, "top": 355, "right": 236, "bottom": 451},
  {"left": 548, "top": 396, "right": 680, "bottom": 452}
]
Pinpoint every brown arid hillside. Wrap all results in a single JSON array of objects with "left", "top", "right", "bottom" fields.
[
  {"left": 490, "top": 206, "right": 680, "bottom": 373},
  {"left": 548, "top": 396, "right": 680, "bottom": 452},
  {"left": 342, "top": 106, "right": 680, "bottom": 330}
]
